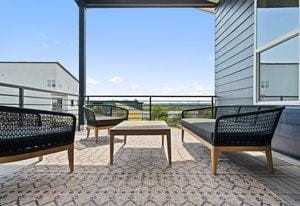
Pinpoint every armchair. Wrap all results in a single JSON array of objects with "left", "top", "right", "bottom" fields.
[
  {"left": 0, "top": 106, "right": 76, "bottom": 172},
  {"left": 83, "top": 105, "right": 129, "bottom": 143}
]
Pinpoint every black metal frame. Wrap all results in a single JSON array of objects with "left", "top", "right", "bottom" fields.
[
  {"left": 87, "top": 95, "right": 215, "bottom": 121},
  {"left": 75, "top": 0, "right": 217, "bottom": 129},
  {"left": 0, "top": 81, "right": 215, "bottom": 130},
  {"left": 0, "top": 82, "right": 79, "bottom": 123},
  {"left": 75, "top": 0, "right": 217, "bottom": 8}
]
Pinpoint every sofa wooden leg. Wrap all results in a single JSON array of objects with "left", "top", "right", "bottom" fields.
[
  {"left": 68, "top": 144, "right": 74, "bottom": 173},
  {"left": 265, "top": 146, "right": 274, "bottom": 173},
  {"left": 38, "top": 156, "right": 43, "bottom": 161},
  {"left": 86, "top": 127, "right": 90, "bottom": 138},
  {"left": 124, "top": 135, "right": 127, "bottom": 145},
  {"left": 181, "top": 129, "right": 184, "bottom": 142},
  {"left": 95, "top": 128, "right": 99, "bottom": 143},
  {"left": 211, "top": 147, "right": 219, "bottom": 175}
]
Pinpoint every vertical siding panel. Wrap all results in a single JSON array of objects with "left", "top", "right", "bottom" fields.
[{"left": 215, "top": 0, "right": 254, "bottom": 106}]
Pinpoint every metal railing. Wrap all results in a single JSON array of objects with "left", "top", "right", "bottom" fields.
[
  {"left": 85, "top": 95, "right": 215, "bottom": 126},
  {"left": 0, "top": 82, "right": 79, "bottom": 117},
  {"left": 0, "top": 82, "right": 215, "bottom": 129}
]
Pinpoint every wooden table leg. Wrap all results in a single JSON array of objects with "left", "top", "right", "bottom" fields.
[
  {"left": 95, "top": 128, "right": 99, "bottom": 144},
  {"left": 124, "top": 135, "right": 127, "bottom": 145},
  {"left": 68, "top": 144, "right": 74, "bottom": 173},
  {"left": 166, "top": 132, "right": 171, "bottom": 165},
  {"left": 86, "top": 127, "right": 90, "bottom": 138},
  {"left": 110, "top": 134, "right": 114, "bottom": 165},
  {"left": 161, "top": 135, "right": 164, "bottom": 145}
]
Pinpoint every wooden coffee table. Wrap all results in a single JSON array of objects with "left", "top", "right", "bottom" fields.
[{"left": 109, "top": 121, "right": 171, "bottom": 165}]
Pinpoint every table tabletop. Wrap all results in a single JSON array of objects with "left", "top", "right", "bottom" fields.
[{"left": 110, "top": 120, "right": 170, "bottom": 131}]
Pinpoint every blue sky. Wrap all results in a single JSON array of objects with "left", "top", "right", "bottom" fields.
[{"left": 0, "top": 0, "right": 215, "bottom": 95}]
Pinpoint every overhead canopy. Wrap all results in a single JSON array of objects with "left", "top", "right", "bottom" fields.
[
  {"left": 75, "top": 0, "right": 217, "bottom": 8},
  {"left": 257, "top": 0, "right": 299, "bottom": 8}
]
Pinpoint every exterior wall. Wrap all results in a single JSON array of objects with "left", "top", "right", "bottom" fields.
[
  {"left": 215, "top": 0, "right": 254, "bottom": 105},
  {"left": 215, "top": 0, "right": 300, "bottom": 159},
  {"left": 0, "top": 62, "right": 78, "bottom": 112}
]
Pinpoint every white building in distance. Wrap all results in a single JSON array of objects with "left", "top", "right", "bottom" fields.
[{"left": 0, "top": 62, "right": 79, "bottom": 113}]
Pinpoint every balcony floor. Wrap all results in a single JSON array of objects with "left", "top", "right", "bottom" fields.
[{"left": 0, "top": 128, "right": 299, "bottom": 205}]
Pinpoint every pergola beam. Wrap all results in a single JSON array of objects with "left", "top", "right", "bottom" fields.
[{"left": 77, "top": 0, "right": 216, "bottom": 8}]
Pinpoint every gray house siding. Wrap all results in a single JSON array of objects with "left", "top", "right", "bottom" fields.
[
  {"left": 215, "top": 0, "right": 300, "bottom": 159},
  {"left": 215, "top": 0, "right": 254, "bottom": 105}
]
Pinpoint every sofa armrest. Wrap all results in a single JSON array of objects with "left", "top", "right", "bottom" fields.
[
  {"left": 182, "top": 106, "right": 215, "bottom": 119},
  {"left": 113, "top": 106, "right": 129, "bottom": 120}
]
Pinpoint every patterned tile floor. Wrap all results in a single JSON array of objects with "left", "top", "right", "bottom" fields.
[{"left": 0, "top": 128, "right": 293, "bottom": 205}]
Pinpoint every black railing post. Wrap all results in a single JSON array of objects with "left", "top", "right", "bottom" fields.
[
  {"left": 19, "top": 88, "right": 24, "bottom": 108},
  {"left": 87, "top": 96, "right": 90, "bottom": 105},
  {"left": 211, "top": 96, "right": 214, "bottom": 119},
  {"left": 149, "top": 96, "right": 152, "bottom": 120}
]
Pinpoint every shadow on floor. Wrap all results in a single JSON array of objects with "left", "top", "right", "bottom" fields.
[{"left": 76, "top": 135, "right": 125, "bottom": 150}]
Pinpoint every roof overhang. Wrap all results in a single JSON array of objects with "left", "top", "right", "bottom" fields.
[{"left": 75, "top": 0, "right": 217, "bottom": 9}]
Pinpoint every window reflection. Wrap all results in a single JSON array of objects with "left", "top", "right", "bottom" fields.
[
  {"left": 259, "top": 36, "right": 299, "bottom": 101},
  {"left": 257, "top": 0, "right": 299, "bottom": 48}
]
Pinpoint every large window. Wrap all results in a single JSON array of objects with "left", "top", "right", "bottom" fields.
[{"left": 255, "top": 0, "right": 300, "bottom": 103}]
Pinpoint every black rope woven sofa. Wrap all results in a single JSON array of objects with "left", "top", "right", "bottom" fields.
[
  {"left": 0, "top": 106, "right": 76, "bottom": 173},
  {"left": 181, "top": 105, "right": 285, "bottom": 175},
  {"left": 84, "top": 105, "right": 129, "bottom": 143}
]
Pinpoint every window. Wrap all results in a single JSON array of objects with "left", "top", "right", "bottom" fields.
[
  {"left": 47, "top": 80, "right": 57, "bottom": 88},
  {"left": 52, "top": 98, "right": 62, "bottom": 112},
  {"left": 255, "top": 0, "right": 300, "bottom": 103},
  {"left": 52, "top": 80, "right": 56, "bottom": 88},
  {"left": 47, "top": 80, "right": 51, "bottom": 88},
  {"left": 256, "top": 0, "right": 299, "bottom": 48}
]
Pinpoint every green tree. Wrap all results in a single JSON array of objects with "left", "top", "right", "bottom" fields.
[{"left": 152, "top": 106, "right": 168, "bottom": 121}]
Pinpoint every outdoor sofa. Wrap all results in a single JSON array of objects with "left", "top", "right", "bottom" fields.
[
  {"left": 181, "top": 105, "right": 285, "bottom": 175},
  {"left": 0, "top": 106, "right": 76, "bottom": 173},
  {"left": 84, "top": 105, "right": 129, "bottom": 143}
]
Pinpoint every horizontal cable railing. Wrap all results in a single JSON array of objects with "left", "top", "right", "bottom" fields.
[
  {"left": 85, "top": 95, "right": 215, "bottom": 126},
  {"left": 0, "top": 82, "right": 79, "bottom": 118}
]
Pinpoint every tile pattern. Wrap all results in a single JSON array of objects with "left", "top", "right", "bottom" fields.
[
  {"left": 0, "top": 130, "right": 285, "bottom": 205},
  {"left": 226, "top": 152, "right": 300, "bottom": 206}
]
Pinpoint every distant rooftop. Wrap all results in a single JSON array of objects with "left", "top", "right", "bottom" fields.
[{"left": 0, "top": 61, "right": 78, "bottom": 83}]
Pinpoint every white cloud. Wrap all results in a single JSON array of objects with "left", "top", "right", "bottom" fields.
[
  {"left": 129, "top": 84, "right": 139, "bottom": 90},
  {"left": 109, "top": 76, "right": 123, "bottom": 84},
  {"left": 87, "top": 77, "right": 99, "bottom": 85}
]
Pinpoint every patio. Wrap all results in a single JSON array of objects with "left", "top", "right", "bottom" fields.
[
  {"left": 1, "top": 0, "right": 300, "bottom": 205},
  {"left": 1, "top": 128, "right": 299, "bottom": 205}
]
